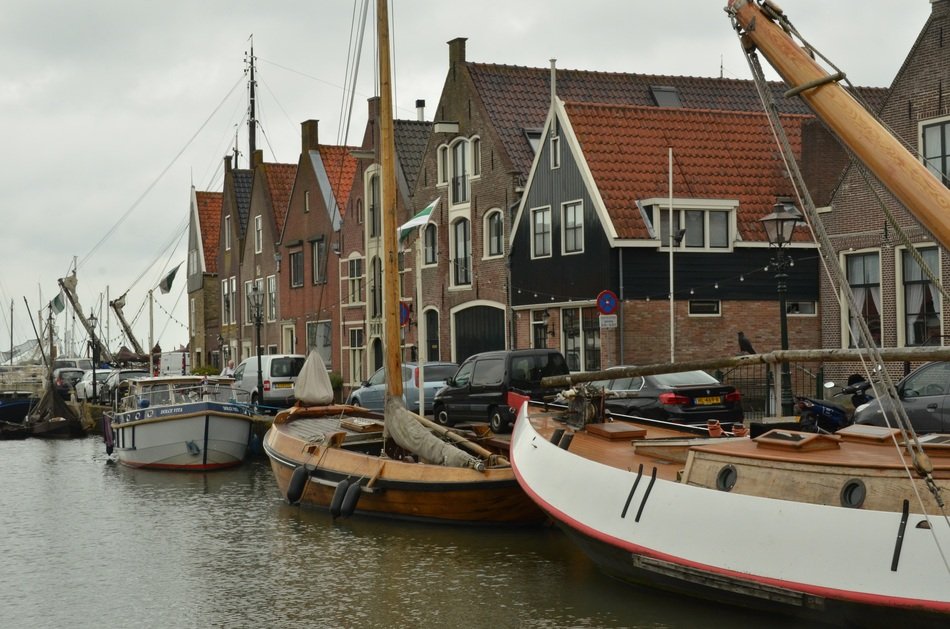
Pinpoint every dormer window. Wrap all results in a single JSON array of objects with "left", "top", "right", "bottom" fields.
[
  {"left": 650, "top": 85, "right": 682, "bottom": 107},
  {"left": 646, "top": 198, "right": 737, "bottom": 251}
]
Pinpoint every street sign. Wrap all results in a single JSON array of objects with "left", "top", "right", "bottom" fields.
[
  {"left": 399, "top": 302, "right": 411, "bottom": 327},
  {"left": 596, "top": 290, "right": 619, "bottom": 315},
  {"left": 599, "top": 314, "right": 618, "bottom": 328}
]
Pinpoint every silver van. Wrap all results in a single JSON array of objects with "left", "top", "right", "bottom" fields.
[{"left": 233, "top": 354, "right": 306, "bottom": 410}]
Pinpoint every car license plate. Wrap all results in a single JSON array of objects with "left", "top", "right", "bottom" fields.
[
  {"left": 695, "top": 396, "right": 721, "bottom": 405},
  {"left": 275, "top": 382, "right": 292, "bottom": 389}
]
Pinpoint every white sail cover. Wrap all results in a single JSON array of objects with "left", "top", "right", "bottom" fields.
[
  {"left": 385, "top": 396, "right": 480, "bottom": 469},
  {"left": 294, "top": 350, "right": 334, "bottom": 406}
]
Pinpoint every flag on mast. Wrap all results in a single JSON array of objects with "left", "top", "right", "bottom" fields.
[
  {"left": 158, "top": 263, "right": 182, "bottom": 294},
  {"left": 50, "top": 291, "right": 65, "bottom": 314},
  {"left": 399, "top": 197, "right": 440, "bottom": 242}
]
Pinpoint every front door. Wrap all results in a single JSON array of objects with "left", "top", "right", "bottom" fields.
[{"left": 453, "top": 305, "right": 504, "bottom": 363}]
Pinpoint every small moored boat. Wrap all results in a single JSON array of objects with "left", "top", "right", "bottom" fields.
[{"left": 107, "top": 375, "right": 254, "bottom": 470}]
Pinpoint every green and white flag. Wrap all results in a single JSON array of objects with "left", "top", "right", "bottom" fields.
[
  {"left": 158, "top": 263, "right": 182, "bottom": 294},
  {"left": 399, "top": 197, "right": 440, "bottom": 242},
  {"left": 50, "top": 291, "right": 65, "bottom": 314}
]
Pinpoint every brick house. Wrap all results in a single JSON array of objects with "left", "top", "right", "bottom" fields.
[
  {"left": 238, "top": 152, "right": 296, "bottom": 360},
  {"left": 510, "top": 94, "right": 822, "bottom": 371},
  {"left": 186, "top": 187, "right": 222, "bottom": 371},
  {"left": 216, "top": 155, "right": 254, "bottom": 366},
  {"left": 279, "top": 120, "right": 357, "bottom": 372},
  {"left": 821, "top": 0, "right": 950, "bottom": 381},
  {"left": 338, "top": 97, "right": 432, "bottom": 392}
]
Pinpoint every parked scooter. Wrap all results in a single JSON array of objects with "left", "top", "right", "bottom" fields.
[{"left": 797, "top": 376, "right": 874, "bottom": 434}]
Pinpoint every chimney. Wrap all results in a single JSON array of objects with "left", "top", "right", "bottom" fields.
[
  {"left": 368, "top": 96, "right": 380, "bottom": 124},
  {"left": 415, "top": 99, "right": 426, "bottom": 121},
  {"left": 550, "top": 59, "right": 557, "bottom": 106},
  {"left": 301, "top": 120, "right": 319, "bottom": 153},
  {"left": 251, "top": 149, "right": 264, "bottom": 169},
  {"left": 448, "top": 37, "right": 467, "bottom": 66},
  {"left": 224, "top": 155, "right": 232, "bottom": 172}
]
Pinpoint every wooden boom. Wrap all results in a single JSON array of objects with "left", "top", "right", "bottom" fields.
[{"left": 726, "top": 0, "right": 950, "bottom": 249}]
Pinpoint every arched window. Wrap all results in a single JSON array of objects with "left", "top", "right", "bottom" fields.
[
  {"left": 424, "top": 223, "right": 437, "bottom": 265},
  {"left": 451, "top": 140, "right": 469, "bottom": 205},
  {"left": 485, "top": 210, "right": 503, "bottom": 257},
  {"left": 452, "top": 219, "right": 471, "bottom": 286}
]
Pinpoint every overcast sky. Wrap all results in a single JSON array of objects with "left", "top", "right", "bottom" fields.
[{"left": 0, "top": 0, "right": 934, "bottom": 356}]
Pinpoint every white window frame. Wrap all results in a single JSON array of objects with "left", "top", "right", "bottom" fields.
[
  {"left": 530, "top": 206, "right": 552, "bottom": 260},
  {"left": 450, "top": 138, "right": 470, "bottom": 206},
  {"left": 550, "top": 135, "right": 561, "bottom": 170},
  {"left": 644, "top": 198, "right": 737, "bottom": 253},
  {"left": 688, "top": 300, "right": 721, "bottom": 317},
  {"left": 561, "top": 200, "right": 584, "bottom": 255},
  {"left": 347, "top": 255, "right": 365, "bottom": 305},
  {"left": 423, "top": 223, "right": 438, "bottom": 266},
  {"left": 471, "top": 136, "right": 482, "bottom": 178},
  {"left": 254, "top": 215, "right": 263, "bottom": 254},
  {"left": 450, "top": 218, "right": 472, "bottom": 288},
  {"left": 307, "top": 320, "right": 333, "bottom": 368},
  {"left": 289, "top": 250, "right": 304, "bottom": 288},
  {"left": 266, "top": 275, "right": 277, "bottom": 322},
  {"left": 224, "top": 215, "right": 231, "bottom": 251},
  {"left": 347, "top": 326, "right": 365, "bottom": 386},
  {"left": 304, "top": 190, "right": 310, "bottom": 213},
  {"left": 437, "top": 145, "right": 448, "bottom": 186},
  {"left": 312, "top": 237, "right": 326, "bottom": 285},
  {"left": 896, "top": 244, "right": 942, "bottom": 347},
  {"left": 840, "top": 248, "right": 883, "bottom": 349}
]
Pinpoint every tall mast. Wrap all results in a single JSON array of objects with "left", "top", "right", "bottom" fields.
[
  {"left": 247, "top": 36, "right": 257, "bottom": 162},
  {"left": 378, "top": 0, "right": 403, "bottom": 401}
]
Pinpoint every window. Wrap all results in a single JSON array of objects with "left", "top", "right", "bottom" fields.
[
  {"left": 424, "top": 223, "right": 438, "bottom": 265},
  {"left": 189, "top": 297, "right": 195, "bottom": 331},
  {"left": 532, "top": 310, "right": 550, "bottom": 349},
  {"left": 188, "top": 248, "right": 198, "bottom": 275},
  {"left": 485, "top": 211, "right": 504, "bottom": 257},
  {"left": 244, "top": 278, "right": 263, "bottom": 325},
  {"left": 451, "top": 140, "right": 469, "bottom": 204},
  {"left": 550, "top": 135, "right": 560, "bottom": 169},
  {"left": 531, "top": 207, "right": 552, "bottom": 258},
  {"left": 370, "top": 257, "right": 382, "bottom": 318},
  {"left": 304, "top": 190, "right": 310, "bottom": 213},
  {"left": 222, "top": 280, "right": 231, "bottom": 326},
  {"left": 562, "top": 307, "right": 600, "bottom": 371},
  {"left": 524, "top": 129, "right": 542, "bottom": 154},
  {"left": 787, "top": 301, "right": 816, "bottom": 315},
  {"left": 657, "top": 208, "right": 731, "bottom": 250},
  {"left": 289, "top": 251, "right": 303, "bottom": 288},
  {"left": 452, "top": 219, "right": 471, "bottom": 286},
  {"left": 368, "top": 174, "right": 380, "bottom": 238},
  {"left": 902, "top": 247, "right": 941, "bottom": 346},
  {"left": 307, "top": 320, "right": 332, "bottom": 368},
  {"left": 425, "top": 309, "right": 440, "bottom": 361},
  {"left": 348, "top": 257, "right": 364, "bottom": 304},
  {"left": 266, "top": 275, "right": 277, "bottom": 321},
  {"left": 348, "top": 327, "right": 364, "bottom": 385},
  {"left": 688, "top": 300, "right": 721, "bottom": 316},
  {"left": 923, "top": 119, "right": 950, "bottom": 186},
  {"left": 254, "top": 215, "right": 263, "bottom": 254},
  {"left": 312, "top": 237, "right": 326, "bottom": 284},
  {"left": 562, "top": 201, "right": 583, "bottom": 254},
  {"left": 224, "top": 215, "right": 231, "bottom": 250},
  {"left": 229, "top": 277, "right": 236, "bottom": 324},
  {"left": 437, "top": 145, "right": 448, "bottom": 185},
  {"left": 845, "top": 251, "right": 881, "bottom": 347},
  {"left": 471, "top": 137, "right": 481, "bottom": 176}
]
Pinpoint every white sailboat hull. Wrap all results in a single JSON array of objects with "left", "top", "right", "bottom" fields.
[{"left": 509, "top": 409, "right": 950, "bottom": 626}]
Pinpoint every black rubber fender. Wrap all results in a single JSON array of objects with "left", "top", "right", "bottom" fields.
[
  {"left": 330, "top": 479, "right": 350, "bottom": 518},
  {"left": 340, "top": 481, "right": 362, "bottom": 518},
  {"left": 287, "top": 465, "right": 308, "bottom": 505}
]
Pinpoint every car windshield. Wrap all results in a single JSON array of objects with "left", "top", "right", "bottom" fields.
[
  {"left": 652, "top": 371, "right": 719, "bottom": 387},
  {"left": 422, "top": 365, "right": 457, "bottom": 382}
]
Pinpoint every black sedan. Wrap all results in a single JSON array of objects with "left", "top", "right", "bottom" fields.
[{"left": 597, "top": 368, "right": 744, "bottom": 425}]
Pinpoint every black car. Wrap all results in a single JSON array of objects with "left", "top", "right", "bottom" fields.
[
  {"left": 598, "top": 368, "right": 743, "bottom": 425},
  {"left": 433, "top": 349, "right": 569, "bottom": 433},
  {"left": 854, "top": 361, "right": 950, "bottom": 433}
]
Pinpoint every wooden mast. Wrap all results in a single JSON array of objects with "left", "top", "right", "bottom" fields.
[
  {"left": 727, "top": 0, "right": 950, "bottom": 249},
  {"left": 378, "top": 0, "right": 403, "bottom": 402}
]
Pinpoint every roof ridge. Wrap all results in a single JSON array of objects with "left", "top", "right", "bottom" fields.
[{"left": 562, "top": 100, "right": 813, "bottom": 119}]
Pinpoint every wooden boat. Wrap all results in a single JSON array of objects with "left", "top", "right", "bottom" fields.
[
  {"left": 107, "top": 375, "right": 254, "bottom": 470},
  {"left": 263, "top": 0, "right": 545, "bottom": 526},
  {"left": 511, "top": 2, "right": 950, "bottom": 625},
  {"left": 0, "top": 390, "right": 36, "bottom": 424}
]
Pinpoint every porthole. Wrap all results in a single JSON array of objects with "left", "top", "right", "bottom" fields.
[
  {"left": 716, "top": 465, "right": 737, "bottom": 492},
  {"left": 840, "top": 479, "right": 867, "bottom": 508}
]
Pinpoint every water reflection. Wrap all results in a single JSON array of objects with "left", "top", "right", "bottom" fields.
[{"left": 0, "top": 439, "right": 807, "bottom": 628}]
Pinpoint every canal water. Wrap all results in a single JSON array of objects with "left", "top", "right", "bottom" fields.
[{"left": 1, "top": 437, "right": 808, "bottom": 628}]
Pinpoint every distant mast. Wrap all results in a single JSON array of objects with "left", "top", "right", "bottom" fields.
[{"left": 246, "top": 36, "right": 257, "bottom": 163}]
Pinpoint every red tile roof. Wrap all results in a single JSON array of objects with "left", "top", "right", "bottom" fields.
[
  {"left": 318, "top": 145, "right": 358, "bottom": 216},
  {"left": 563, "top": 101, "right": 807, "bottom": 242},
  {"left": 262, "top": 163, "right": 297, "bottom": 233},
  {"left": 195, "top": 191, "right": 222, "bottom": 274}
]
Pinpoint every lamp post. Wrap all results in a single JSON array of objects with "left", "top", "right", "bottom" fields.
[
  {"left": 88, "top": 311, "right": 98, "bottom": 401},
  {"left": 250, "top": 283, "right": 264, "bottom": 407},
  {"left": 760, "top": 202, "right": 802, "bottom": 417}
]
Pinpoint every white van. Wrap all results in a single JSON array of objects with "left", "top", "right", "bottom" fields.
[
  {"left": 232, "top": 354, "right": 306, "bottom": 410},
  {"left": 158, "top": 351, "right": 190, "bottom": 376}
]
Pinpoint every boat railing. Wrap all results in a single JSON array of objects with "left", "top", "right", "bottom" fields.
[{"left": 120, "top": 381, "right": 253, "bottom": 410}]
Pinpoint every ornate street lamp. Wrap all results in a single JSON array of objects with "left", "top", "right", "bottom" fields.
[
  {"left": 88, "top": 311, "right": 99, "bottom": 401},
  {"left": 760, "top": 202, "right": 801, "bottom": 417},
  {"left": 250, "top": 283, "right": 264, "bottom": 407}
]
